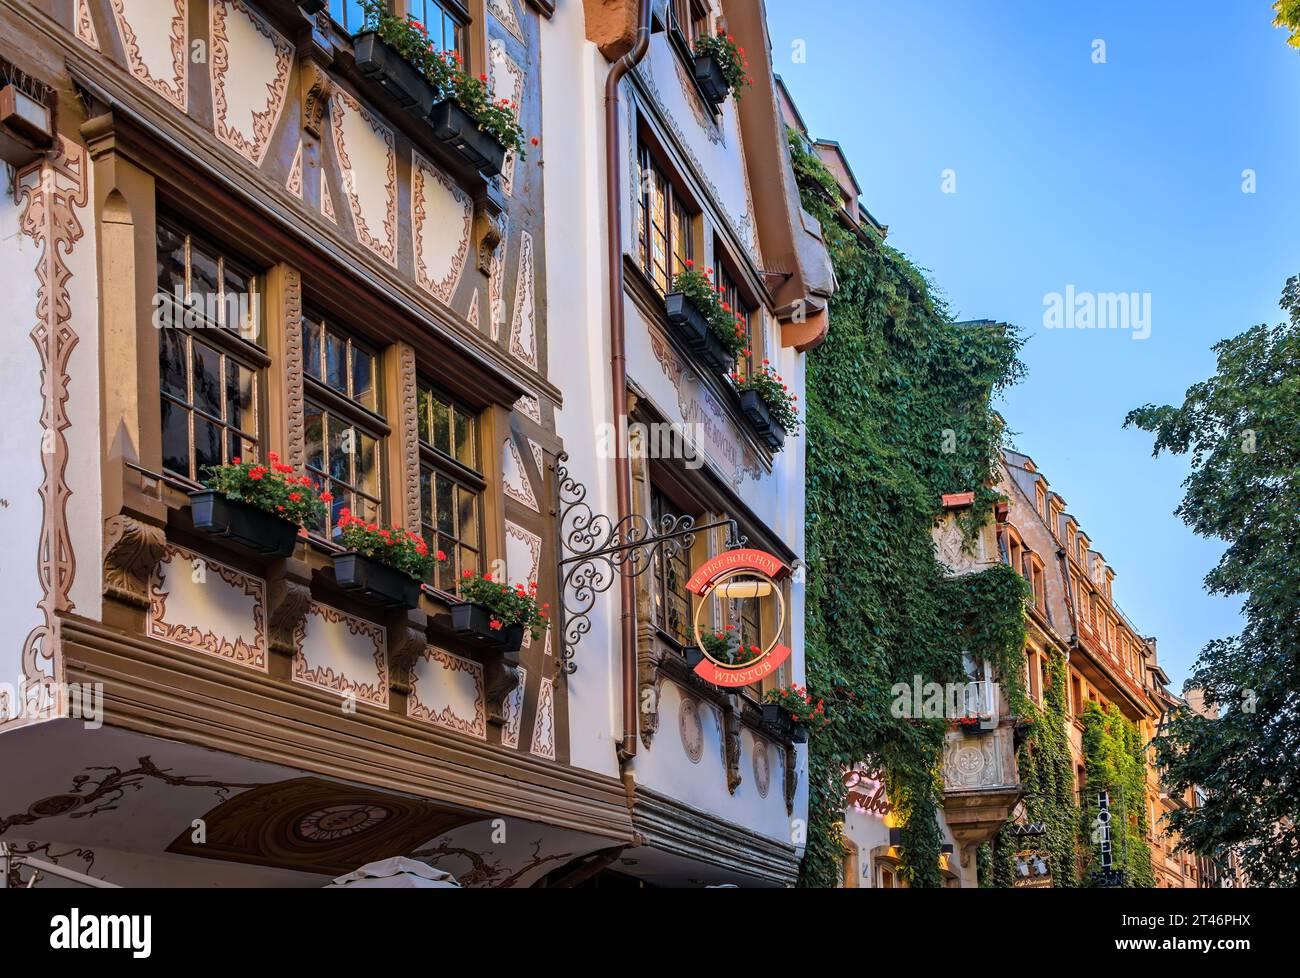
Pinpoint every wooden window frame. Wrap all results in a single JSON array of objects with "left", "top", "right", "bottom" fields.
[
  {"left": 668, "top": 0, "right": 710, "bottom": 46},
  {"left": 637, "top": 142, "right": 697, "bottom": 297},
  {"left": 156, "top": 219, "right": 268, "bottom": 484},
  {"left": 650, "top": 484, "right": 695, "bottom": 646},
  {"left": 406, "top": 0, "right": 472, "bottom": 62},
  {"left": 715, "top": 253, "right": 758, "bottom": 380},
  {"left": 302, "top": 311, "right": 390, "bottom": 537},
  {"left": 416, "top": 380, "right": 486, "bottom": 592}
]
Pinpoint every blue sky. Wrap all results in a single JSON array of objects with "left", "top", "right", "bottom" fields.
[{"left": 767, "top": 0, "right": 1300, "bottom": 689}]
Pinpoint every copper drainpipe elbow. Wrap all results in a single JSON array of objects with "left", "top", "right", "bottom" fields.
[{"left": 605, "top": 1, "right": 652, "bottom": 764}]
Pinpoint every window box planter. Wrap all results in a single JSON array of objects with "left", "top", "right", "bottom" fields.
[
  {"left": 683, "top": 645, "right": 705, "bottom": 669},
  {"left": 664, "top": 292, "right": 733, "bottom": 375},
  {"left": 448, "top": 601, "right": 525, "bottom": 653},
  {"left": 428, "top": 99, "right": 508, "bottom": 178},
  {"left": 738, "top": 389, "right": 786, "bottom": 451},
  {"left": 333, "top": 551, "right": 423, "bottom": 609},
  {"left": 352, "top": 31, "right": 436, "bottom": 119},
  {"left": 692, "top": 53, "right": 730, "bottom": 107},
  {"left": 188, "top": 490, "right": 299, "bottom": 559},
  {"left": 761, "top": 703, "right": 808, "bottom": 744}
]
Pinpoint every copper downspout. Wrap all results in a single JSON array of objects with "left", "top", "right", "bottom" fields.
[{"left": 606, "top": 1, "right": 652, "bottom": 763}]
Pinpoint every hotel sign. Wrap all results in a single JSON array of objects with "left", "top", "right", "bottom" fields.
[{"left": 686, "top": 549, "right": 791, "bottom": 688}]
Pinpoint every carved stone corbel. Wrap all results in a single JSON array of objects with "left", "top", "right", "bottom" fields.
[
  {"left": 388, "top": 619, "right": 428, "bottom": 697},
  {"left": 103, "top": 515, "right": 166, "bottom": 608},
  {"left": 784, "top": 743, "right": 797, "bottom": 816},
  {"left": 473, "top": 181, "right": 506, "bottom": 274},
  {"left": 266, "top": 571, "right": 312, "bottom": 659},
  {"left": 724, "top": 698, "right": 743, "bottom": 795},
  {"left": 636, "top": 628, "right": 665, "bottom": 747},
  {"left": 298, "top": 56, "right": 333, "bottom": 140},
  {"left": 484, "top": 651, "right": 521, "bottom": 726}
]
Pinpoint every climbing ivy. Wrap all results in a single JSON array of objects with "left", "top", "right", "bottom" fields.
[
  {"left": 981, "top": 649, "right": 1079, "bottom": 887},
  {"left": 1079, "top": 701, "right": 1155, "bottom": 888},
  {"left": 790, "top": 132, "right": 1027, "bottom": 887}
]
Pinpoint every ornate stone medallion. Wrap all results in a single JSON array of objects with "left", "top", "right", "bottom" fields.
[{"left": 679, "top": 696, "right": 704, "bottom": 764}]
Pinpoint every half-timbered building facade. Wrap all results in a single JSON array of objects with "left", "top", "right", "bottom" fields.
[{"left": 0, "top": 0, "right": 826, "bottom": 887}]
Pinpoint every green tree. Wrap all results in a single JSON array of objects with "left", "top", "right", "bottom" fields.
[
  {"left": 1275, "top": 1, "right": 1300, "bottom": 49},
  {"left": 1124, "top": 275, "right": 1300, "bottom": 887}
]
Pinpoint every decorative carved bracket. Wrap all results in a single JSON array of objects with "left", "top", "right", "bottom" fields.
[
  {"left": 473, "top": 180, "right": 506, "bottom": 274},
  {"left": 784, "top": 744, "right": 797, "bottom": 816},
  {"left": 724, "top": 698, "right": 742, "bottom": 795},
  {"left": 388, "top": 617, "right": 428, "bottom": 697},
  {"left": 266, "top": 568, "right": 312, "bottom": 659},
  {"left": 103, "top": 516, "right": 166, "bottom": 608},
  {"left": 484, "top": 651, "right": 521, "bottom": 727},
  {"left": 637, "top": 642, "right": 664, "bottom": 748},
  {"left": 298, "top": 56, "right": 333, "bottom": 140}
]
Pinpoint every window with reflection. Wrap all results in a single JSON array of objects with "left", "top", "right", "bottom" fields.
[
  {"left": 301, "top": 313, "right": 384, "bottom": 537},
  {"left": 410, "top": 0, "right": 467, "bottom": 57},
  {"left": 651, "top": 487, "right": 692, "bottom": 645},
  {"left": 670, "top": 0, "right": 709, "bottom": 43},
  {"left": 716, "top": 264, "right": 753, "bottom": 379},
  {"left": 637, "top": 145, "right": 694, "bottom": 296},
  {"left": 329, "top": 0, "right": 368, "bottom": 34},
  {"left": 416, "top": 382, "right": 483, "bottom": 591},
  {"left": 156, "top": 220, "right": 262, "bottom": 481}
]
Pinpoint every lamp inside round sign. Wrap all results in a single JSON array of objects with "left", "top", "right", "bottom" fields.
[{"left": 686, "top": 549, "right": 793, "bottom": 688}]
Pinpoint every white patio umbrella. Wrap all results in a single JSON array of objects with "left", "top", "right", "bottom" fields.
[{"left": 325, "top": 857, "right": 460, "bottom": 889}]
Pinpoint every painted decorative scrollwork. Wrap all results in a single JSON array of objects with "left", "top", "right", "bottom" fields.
[{"left": 555, "top": 452, "right": 746, "bottom": 675}]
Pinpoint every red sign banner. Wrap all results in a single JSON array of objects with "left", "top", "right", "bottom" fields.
[
  {"left": 686, "top": 548, "right": 789, "bottom": 594},
  {"left": 693, "top": 643, "right": 792, "bottom": 687}
]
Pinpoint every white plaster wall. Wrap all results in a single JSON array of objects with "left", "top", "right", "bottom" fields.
[
  {"left": 634, "top": 680, "right": 792, "bottom": 841},
  {"left": 0, "top": 170, "right": 48, "bottom": 703},
  {"left": 539, "top": 0, "right": 621, "bottom": 779},
  {"left": 541, "top": 3, "right": 811, "bottom": 844}
]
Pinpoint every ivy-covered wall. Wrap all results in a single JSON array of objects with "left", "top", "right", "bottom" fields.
[
  {"left": 1079, "top": 701, "right": 1156, "bottom": 887},
  {"left": 981, "top": 649, "right": 1080, "bottom": 887},
  {"left": 789, "top": 132, "right": 1028, "bottom": 887}
]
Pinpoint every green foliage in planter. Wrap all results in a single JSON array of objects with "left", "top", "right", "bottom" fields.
[
  {"left": 359, "top": 0, "right": 526, "bottom": 154},
  {"left": 694, "top": 28, "right": 753, "bottom": 100},
  {"left": 671, "top": 265, "right": 748, "bottom": 359},
  {"left": 699, "top": 626, "right": 761, "bottom": 665},
  {"left": 203, "top": 453, "right": 326, "bottom": 528},
  {"left": 980, "top": 649, "right": 1080, "bottom": 888},
  {"left": 789, "top": 128, "right": 1027, "bottom": 888},
  {"left": 458, "top": 572, "right": 549, "bottom": 640},
  {"left": 1079, "top": 701, "right": 1155, "bottom": 888},
  {"left": 734, "top": 362, "right": 800, "bottom": 432},
  {"left": 337, "top": 509, "right": 441, "bottom": 581},
  {"left": 766, "top": 684, "right": 829, "bottom": 729}
]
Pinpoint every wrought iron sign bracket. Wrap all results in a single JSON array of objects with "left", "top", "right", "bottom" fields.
[{"left": 554, "top": 452, "right": 746, "bottom": 675}]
